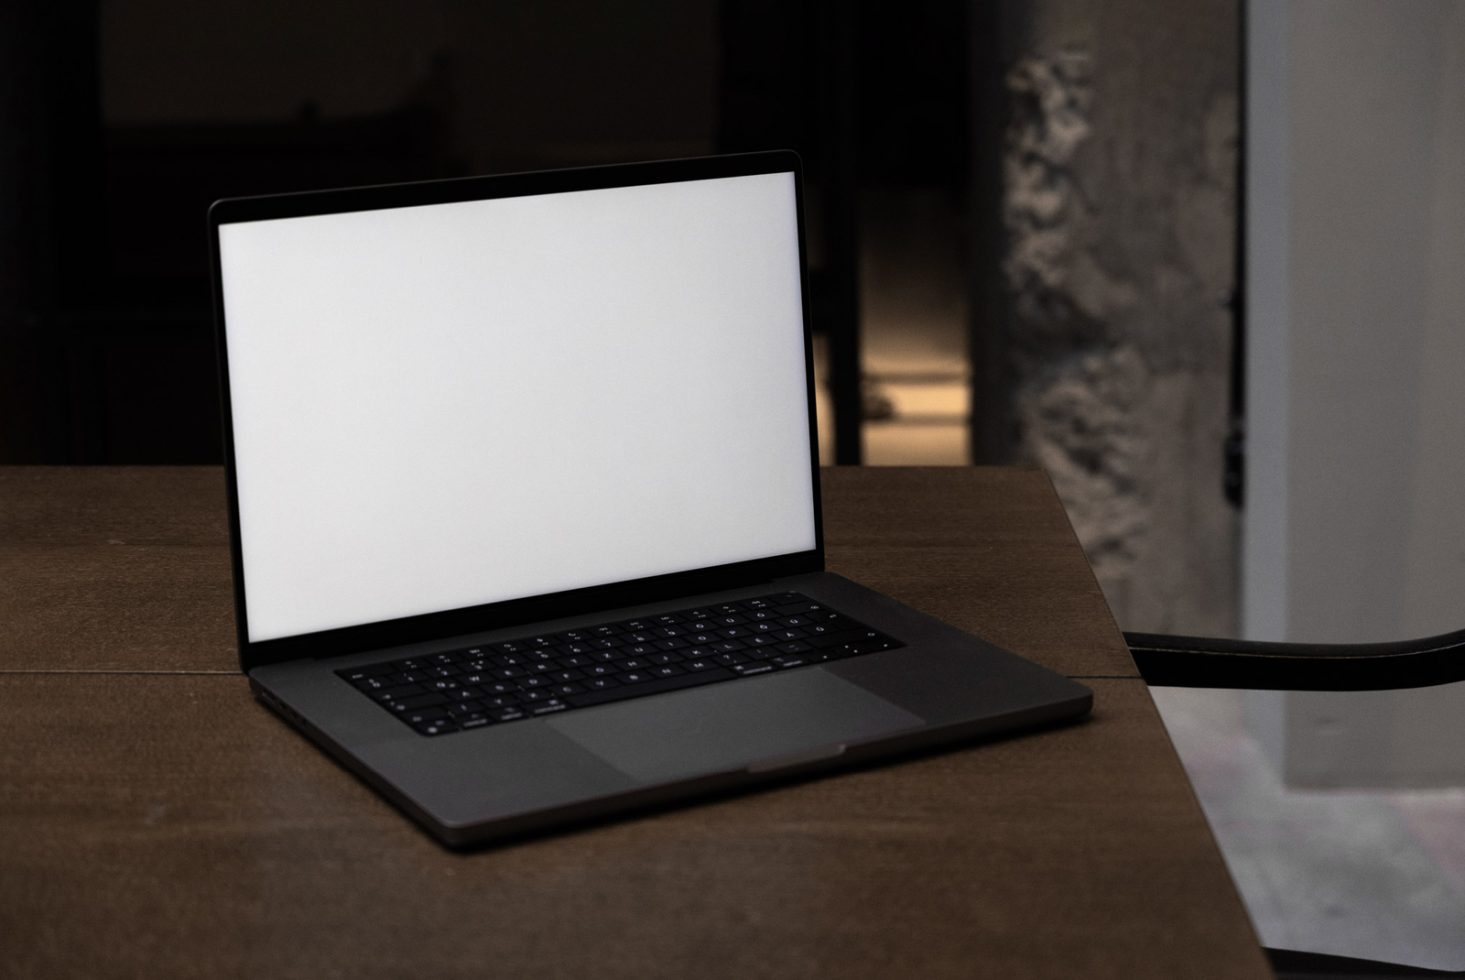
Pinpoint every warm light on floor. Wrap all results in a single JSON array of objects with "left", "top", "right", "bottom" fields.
[{"left": 812, "top": 335, "right": 970, "bottom": 466}]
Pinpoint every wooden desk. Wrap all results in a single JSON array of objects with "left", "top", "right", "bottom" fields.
[{"left": 0, "top": 467, "right": 1270, "bottom": 979}]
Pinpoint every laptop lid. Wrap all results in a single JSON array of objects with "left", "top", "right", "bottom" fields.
[{"left": 209, "top": 152, "right": 825, "bottom": 673}]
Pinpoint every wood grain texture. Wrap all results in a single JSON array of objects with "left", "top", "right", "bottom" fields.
[
  {"left": 0, "top": 466, "right": 1133, "bottom": 677},
  {"left": 0, "top": 467, "right": 1265, "bottom": 978},
  {"left": 821, "top": 467, "right": 1135, "bottom": 677},
  {"left": 0, "top": 466, "right": 229, "bottom": 547},
  {"left": 0, "top": 467, "right": 234, "bottom": 672},
  {"left": 0, "top": 676, "right": 1268, "bottom": 980}
]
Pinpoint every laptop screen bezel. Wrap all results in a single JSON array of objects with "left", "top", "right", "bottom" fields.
[{"left": 209, "top": 150, "right": 827, "bottom": 673}]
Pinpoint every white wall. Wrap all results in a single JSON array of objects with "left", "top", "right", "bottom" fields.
[{"left": 1244, "top": 0, "right": 1465, "bottom": 786}]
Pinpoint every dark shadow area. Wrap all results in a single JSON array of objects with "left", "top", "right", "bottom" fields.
[{"left": 1, "top": 0, "right": 981, "bottom": 465}]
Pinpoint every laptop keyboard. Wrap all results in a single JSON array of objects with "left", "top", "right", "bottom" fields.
[{"left": 336, "top": 592, "right": 903, "bottom": 736}]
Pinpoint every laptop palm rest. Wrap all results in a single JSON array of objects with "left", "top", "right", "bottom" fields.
[{"left": 546, "top": 669, "right": 925, "bottom": 784}]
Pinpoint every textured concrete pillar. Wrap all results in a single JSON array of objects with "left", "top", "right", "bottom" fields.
[{"left": 979, "top": 0, "right": 1240, "bottom": 634}]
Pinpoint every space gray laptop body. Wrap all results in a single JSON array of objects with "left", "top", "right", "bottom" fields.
[{"left": 209, "top": 151, "right": 1091, "bottom": 847}]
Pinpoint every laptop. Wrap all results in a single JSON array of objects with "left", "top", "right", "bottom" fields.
[{"left": 208, "top": 150, "right": 1092, "bottom": 847}]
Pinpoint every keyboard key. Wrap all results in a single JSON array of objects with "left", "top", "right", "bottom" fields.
[
  {"left": 390, "top": 692, "right": 449, "bottom": 711},
  {"left": 347, "top": 592, "right": 904, "bottom": 737},
  {"left": 370, "top": 683, "right": 425, "bottom": 702},
  {"left": 566, "top": 666, "right": 735, "bottom": 708},
  {"left": 340, "top": 663, "right": 396, "bottom": 681},
  {"left": 402, "top": 707, "right": 448, "bottom": 725}
]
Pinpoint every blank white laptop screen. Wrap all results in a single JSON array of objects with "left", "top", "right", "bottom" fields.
[{"left": 217, "top": 171, "right": 817, "bottom": 643}]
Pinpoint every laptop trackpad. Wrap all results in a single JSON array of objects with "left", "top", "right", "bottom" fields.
[{"left": 546, "top": 669, "right": 925, "bottom": 784}]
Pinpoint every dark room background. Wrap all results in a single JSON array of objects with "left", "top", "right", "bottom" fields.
[
  {"left": 2, "top": 0, "right": 972, "bottom": 467},
  {"left": 4, "top": 0, "right": 1243, "bottom": 640}
]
